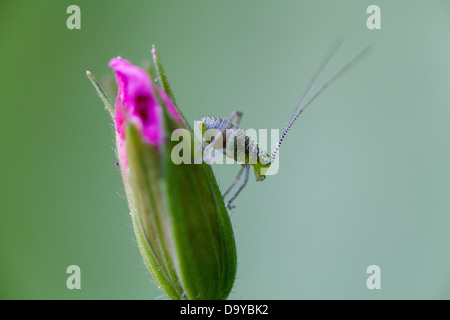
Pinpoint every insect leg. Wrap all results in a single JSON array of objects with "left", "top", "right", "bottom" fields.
[
  {"left": 226, "top": 164, "right": 250, "bottom": 210},
  {"left": 223, "top": 164, "right": 246, "bottom": 198},
  {"left": 206, "top": 111, "right": 243, "bottom": 154},
  {"left": 227, "top": 111, "right": 243, "bottom": 128},
  {"left": 202, "top": 147, "right": 225, "bottom": 164}
]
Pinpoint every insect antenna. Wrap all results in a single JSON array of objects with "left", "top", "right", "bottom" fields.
[
  {"left": 271, "top": 44, "right": 372, "bottom": 161},
  {"left": 286, "top": 39, "right": 344, "bottom": 127}
]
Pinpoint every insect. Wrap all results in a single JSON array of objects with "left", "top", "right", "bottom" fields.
[{"left": 196, "top": 41, "right": 371, "bottom": 210}]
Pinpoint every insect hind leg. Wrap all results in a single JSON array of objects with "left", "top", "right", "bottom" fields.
[
  {"left": 223, "top": 164, "right": 246, "bottom": 198},
  {"left": 230, "top": 110, "right": 243, "bottom": 127},
  {"left": 226, "top": 164, "right": 250, "bottom": 210},
  {"left": 202, "top": 147, "right": 225, "bottom": 164},
  {"left": 223, "top": 110, "right": 243, "bottom": 129}
]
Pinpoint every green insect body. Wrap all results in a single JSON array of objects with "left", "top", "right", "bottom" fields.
[
  {"left": 197, "top": 41, "right": 370, "bottom": 210},
  {"left": 197, "top": 113, "right": 272, "bottom": 182}
]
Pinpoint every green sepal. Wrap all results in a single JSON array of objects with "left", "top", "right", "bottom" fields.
[
  {"left": 125, "top": 124, "right": 185, "bottom": 299},
  {"left": 124, "top": 104, "right": 237, "bottom": 300},
  {"left": 86, "top": 71, "right": 115, "bottom": 119},
  {"left": 160, "top": 107, "right": 237, "bottom": 299}
]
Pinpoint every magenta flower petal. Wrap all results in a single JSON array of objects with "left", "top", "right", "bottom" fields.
[
  {"left": 109, "top": 57, "right": 182, "bottom": 168},
  {"left": 109, "top": 57, "right": 162, "bottom": 145},
  {"left": 156, "top": 86, "right": 181, "bottom": 123}
]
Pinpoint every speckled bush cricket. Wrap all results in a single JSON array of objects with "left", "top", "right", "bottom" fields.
[{"left": 197, "top": 41, "right": 371, "bottom": 210}]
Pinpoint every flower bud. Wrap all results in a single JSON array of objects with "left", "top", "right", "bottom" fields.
[{"left": 88, "top": 53, "right": 237, "bottom": 300}]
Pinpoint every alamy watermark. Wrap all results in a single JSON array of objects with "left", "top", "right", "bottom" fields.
[
  {"left": 66, "top": 265, "right": 81, "bottom": 290},
  {"left": 170, "top": 124, "right": 280, "bottom": 176},
  {"left": 66, "top": 5, "right": 81, "bottom": 30},
  {"left": 366, "top": 265, "right": 381, "bottom": 290},
  {"left": 366, "top": 5, "right": 381, "bottom": 30}
]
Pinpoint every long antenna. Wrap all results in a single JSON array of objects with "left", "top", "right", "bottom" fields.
[
  {"left": 271, "top": 44, "right": 371, "bottom": 160},
  {"left": 287, "top": 39, "right": 343, "bottom": 125}
]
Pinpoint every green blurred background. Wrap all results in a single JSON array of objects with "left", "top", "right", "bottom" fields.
[{"left": 1, "top": 0, "right": 449, "bottom": 299}]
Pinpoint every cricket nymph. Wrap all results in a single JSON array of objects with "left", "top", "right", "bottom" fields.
[
  {"left": 197, "top": 113, "right": 272, "bottom": 181},
  {"left": 196, "top": 40, "right": 370, "bottom": 210}
]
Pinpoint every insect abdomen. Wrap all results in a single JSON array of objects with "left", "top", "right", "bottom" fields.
[{"left": 200, "top": 116, "right": 271, "bottom": 165}]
